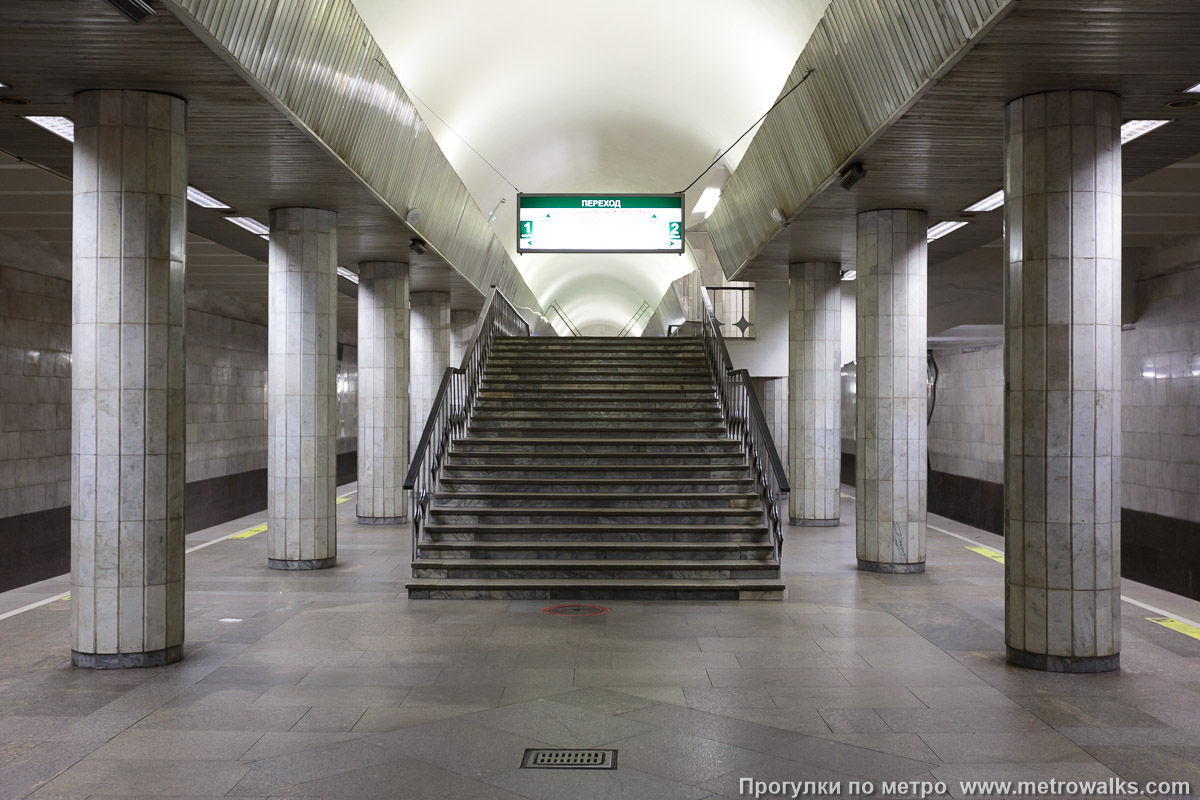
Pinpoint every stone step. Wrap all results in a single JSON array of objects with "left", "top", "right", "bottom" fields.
[
  {"left": 468, "top": 425, "right": 724, "bottom": 438},
  {"left": 411, "top": 559, "right": 780, "bottom": 580},
  {"left": 480, "top": 382, "right": 713, "bottom": 393},
  {"left": 434, "top": 491, "right": 759, "bottom": 508},
  {"left": 405, "top": 577, "right": 787, "bottom": 600},
  {"left": 444, "top": 455, "right": 747, "bottom": 469},
  {"left": 416, "top": 540, "right": 773, "bottom": 559},
  {"left": 474, "top": 399, "right": 721, "bottom": 411},
  {"left": 439, "top": 477, "right": 756, "bottom": 491},
  {"left": 470, "top": 411, "right": 723, "bottom": 422},
  {"left": 451, "top": 439, "right": 741, "bottom": 454},
  {"left": 477, "top": 391, "right": 717, "bottom": 401},
  {"left": 422, "top": 522, "right": 769, "bottom": 542},
  {"left": 442, "top": 464, "right": 749, "bottom": 478},
  {"left": 428, "top": 507, "right": 764, "bottom": 525},
  {"left": 493, "top": 339, "right": 703, "bottom": 348},
  {"left": 484, "top": 370, "right": 710, "bottom": 380},
  {"left": 487, "top": 358, "right": 709, "bottom": 367}
]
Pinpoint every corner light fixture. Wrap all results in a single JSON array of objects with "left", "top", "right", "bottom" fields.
[
  {"left": 840, "top": 270, "right": 857, "bottom": 281},
  {"left": 927, "top": 220, "right": 969, "bottom": 242},
  {"left": 0, "top": 81, "right": 7, "bottom": 88},
  {"left": 226, "top": 216, "right": 269, "bottom": 240},
  {"left": 102, "top": 0, "right": 156, "bottom": 23},
  {"left": 837, "top": 162, "right": 867, "bottom": 190},
  {"left": 770, "top": 207, "right": 787, "bottom": 225},
  {"left": 964, "top": 189, "right": 1005, "bottom": 213},
  {"left": 336, "top": 266, "right": 359, "bottom": 285},
  {"left": 1184, "top": 82, "right": 1200, "bottom": 94},
  {"left": 23, "top": 115, "right": 74, "bottom": 142},
  {"left": 691, "top": 187, "right": 721, "bottom": 219},
  {"left": 186, "top": 186, "right": 231, "bottom": 210},
  {"left": 409, "top": 238, "right": 427, "bottom": 255},
  {"left": 1121, "top": 119, "right": 1170, "bottom": 145}
]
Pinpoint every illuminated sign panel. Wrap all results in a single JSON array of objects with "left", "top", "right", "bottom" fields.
[{"left": 517, "top": 194, "right": 684, "bottom": 254}]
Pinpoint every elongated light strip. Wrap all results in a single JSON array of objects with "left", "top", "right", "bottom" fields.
[
  {"left": 840, "top": 270, "right": 856, "bottom": 281},
  {"left": 1184, "top": 82, "right": 1200, "bottom": 94},
  {"left": 336, "top": 266, "right": 359, "bottom": 284},
  {"left": 1121, "top": 119, "right": 1170, "bottom": 145},
  {"left": 0, "top": 81, "right": 8, "bottom": 88},
  {"left": 23, "top": 115, "right": 74, "bottom": 142},
  {"left": 691, "top": 186, "right": 721, "bottom": 219},
  {"left": 964, "top": 189, "right": 1005, "bottom": 213},
  {"left": 226, "top": 216, "right": 269, "bottom": 239},
  {"left": 927, "top": 220, "right": 969, "bottom": 242},
  {"left": 186, "top": 186, "right": 231, "bottom": 209}
]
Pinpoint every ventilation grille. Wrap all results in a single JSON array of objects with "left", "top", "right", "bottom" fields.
[{"left": 521, "top": 749, "right": 617, "bottom": 770}]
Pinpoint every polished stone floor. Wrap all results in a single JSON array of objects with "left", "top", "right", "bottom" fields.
[{"left": 1, "top": 486, "right": 1199, "bottom": 799}]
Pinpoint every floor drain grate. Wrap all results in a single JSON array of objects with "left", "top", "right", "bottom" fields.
[
  {"left": 521, "top": 748, "right": 617, "bottom": 770},
  {"left": 542, "top": 604, "right": 611, "bottom": 617}
]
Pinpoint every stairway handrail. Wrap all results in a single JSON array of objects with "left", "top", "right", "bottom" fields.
[
  {"left": 617, "top": 301, "right": 651, "bottom": 337},
  {"left": 403, "top": 287, "right": 531, "bottom": 561},
  {"left": 696, "top": 289, "right": 789, "bottom": 564},
  {"left": 547, "top": 300, "right": 582, "bottom": 336}
]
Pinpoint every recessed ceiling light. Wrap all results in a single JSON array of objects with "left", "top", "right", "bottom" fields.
[
  {"left": 336, "top": 266, "right": 359, "bottom": 285},
  {"left": 927, "top": 220, "right": 969, "bottom": 242},
  {"left": 1184, "top": 82, "right": 1200, "bottom": 94},
  {"left": 691, "top": 187, "right": 721, "bottom": 219},
  {"left": 1166, "top": 99, "right": 1200, "bottom": 110},
  {"left": 964, "top": 190, "right": 1004, "bottom": 213},
  {"left": 840, "top": 270, "right": 856, "bottom": 281},
  {"left": 23, "top": 115, "right": 74, "bottom": 142},
  {"left": 186, "top": 186, "right": 231, "bottom": 210},
  {"left": 1121, "top": 119, "right": 1170, "bottom": 145},
  {"left": 226, "top": 216, "right": 269, "bottom": 239}
]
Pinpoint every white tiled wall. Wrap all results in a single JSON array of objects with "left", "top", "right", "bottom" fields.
[
  {"left": 1122, "top": 268, "right": 1200, "bottom": 524},
  {"left": 928, "top": 346, "right": 1004, "bottom": 485},
  {"left": 0, "top": 265, "right": 71, "bottom": 518}
]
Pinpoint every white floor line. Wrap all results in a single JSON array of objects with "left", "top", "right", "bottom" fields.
[
  {"left": 928, "top": 522, "right": 1200, "bottom": 630},
  {"left": 0, "top": 489, "right": 360, "bottom": 623}
]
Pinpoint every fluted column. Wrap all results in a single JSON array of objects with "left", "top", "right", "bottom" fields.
[
  {"left": 409, "top": 291, "right": 450, "bottom": 459},
  {"left": 356, "top": 262, "right": 409, "bottom": 524},
  {"left": 788, "top": 262, "right": 842, "bottom": 526},
  {"left": 71, "top": 89, "right": 187, "bottom": 668},
  {"left": 1004, "top": 91, "right": 1122, "bottom": 673},
  {"left": 855, "top": 209, "right": 928, "bottom": 573},
  {"left": 267, "top": 208, "right": 338, "bottom": 570}
]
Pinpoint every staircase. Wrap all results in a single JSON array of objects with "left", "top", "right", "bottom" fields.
[{"left": 406, "top": 337, "right": 786, "bottom": 600}]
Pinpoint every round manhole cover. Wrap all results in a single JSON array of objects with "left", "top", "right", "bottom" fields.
[{"left": 542, "top": 604, "right": 610, "bottom": 617}]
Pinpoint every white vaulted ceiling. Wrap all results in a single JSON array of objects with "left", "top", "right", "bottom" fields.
[{"left": 352, "top": 0, "right": 831, "bottom": 333}]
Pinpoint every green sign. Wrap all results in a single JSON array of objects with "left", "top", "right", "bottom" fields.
[{"left": 517, "top": 194, "right": 684, "bottom": 254}]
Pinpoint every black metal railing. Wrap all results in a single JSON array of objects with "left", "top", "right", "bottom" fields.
[
  {"left": 694, "top": 290, "right": 789, "bottom": 562},
  {"left": 546, "top": 300, "right": 581, "bottom": 336},
  {"left": 403, "top": 287, "right": 531, "bottom": 560},
  {"left": 617, "top": 301, "right": 651, "bottom": 337}
]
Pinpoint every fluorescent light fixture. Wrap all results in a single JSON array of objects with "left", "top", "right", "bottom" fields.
[
  {"left": 23, "top": 115, "right": 74, "bottom": 142},
  {"left": 841, "top": 270, "right": 856, "bottom": 281},
  {"left": 336, "top": 266, "right": 359, "bottom": 284},
  {"left": 964, "top": 189, "right": 1005, "bottom": 213},
  {"left": 1184, "top": 82, "right": 1200, "bottom": 94},
  {"left": 1121, "top": 119, "right": 1170, "bottom": 145},
  {"left": 0, "top": 81, "right": 7, "bottom": 88},
  {"left": 186, "top": 186, "right": 231, "bottom": 210},
  {"left": 691, "top": 187, "right": 721, "bottom": 219},
  {"left": 226, "top": 216, "right": 269, "bottom": 239},
  {"left": 927, "top": 220, "right": 969, "bottom": 242}
]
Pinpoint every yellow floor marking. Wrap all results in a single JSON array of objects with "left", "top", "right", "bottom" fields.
[
  {"left": 1147, "top": 616, "right": 1200, "bottom": 642},
  {"left": 230, "top": 523, "right": 268, "bottom": 540},
  {"left": 964, "top": 544, "right": 1005, "bottom": 564},
  {"left": 336, "top": 497, "right": 351, "bottom": 505}
]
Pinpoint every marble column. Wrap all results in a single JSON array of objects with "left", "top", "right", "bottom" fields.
[
  {"left": 409, "top": 291, "right": 450, "bottom": 460},
  {"left": 788, "top": 262, "right": 842, "bottom": 526},
  {"left": 855, "top": 209, "right": 928, "bottom": 573},
  {"left": 267, "top": 208, "right": 338, "bottom": 570},
  {"left": 356, "top": 261, "right": 409, "bottom": 524},
  {"left": 1004, "top": 91, "right": 1122, "bottom": 673},
  {"left": 449, "top": 309, "right": 479, "bottom": 369},
  {"left": 70, "top": 89, "right": 187, "bottom": 668}
]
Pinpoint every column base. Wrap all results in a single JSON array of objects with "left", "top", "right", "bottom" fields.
[
  {"left": 72, "top": 644, "right": 183, "bottom": 670},
  {"left": 791, "top": 517, "right": 840, "bottom": 527},
  {"left": 1006, "top": 646, "right": 1119, "bottom": 673},
  {"left": 357, "top": 515, "right": 407, "bottom": 525},
  {"left": 268, "top": 557, "right": 337, "bottom": 571},
  {"left": 857, "top": 559, "right": 925, "bottom": 574}
]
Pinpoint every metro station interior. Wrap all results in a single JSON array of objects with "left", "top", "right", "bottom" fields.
[{"left": 2, "top": 0, "right": 1200, "bottom": 797}]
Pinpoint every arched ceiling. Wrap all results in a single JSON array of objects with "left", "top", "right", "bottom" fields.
[{"left": 353, "top": 0, "right": 831, "bottom": 332}]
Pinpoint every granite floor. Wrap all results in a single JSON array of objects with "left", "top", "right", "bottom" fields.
[{"left": 1, "top": 485, "right": 1199, "bottom": 799}]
